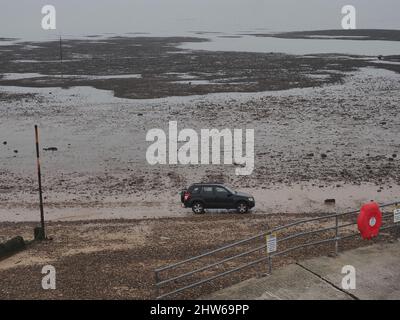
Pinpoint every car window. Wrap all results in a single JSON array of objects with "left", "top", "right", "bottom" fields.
[
  {"left": 202, "top": 186, "right": 213, "bottom": 194},
  {"left": 215, "top": 187, "right": 229, "bottom": 195},
  {"left": 191, "top": 187, "right": 200, "bottom": 194}
]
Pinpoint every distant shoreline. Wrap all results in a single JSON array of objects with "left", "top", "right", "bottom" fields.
[{"left": 250, "top": 29, "right": 400, "bottom": 41}]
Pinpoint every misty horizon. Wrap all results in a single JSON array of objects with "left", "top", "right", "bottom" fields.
[{"left": 1, "top": 0, "right": 400, "bottom": 41}]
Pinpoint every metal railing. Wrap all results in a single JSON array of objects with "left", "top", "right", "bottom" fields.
[{"left": 154, "top": 201, "right": 400, "bottom": 299}]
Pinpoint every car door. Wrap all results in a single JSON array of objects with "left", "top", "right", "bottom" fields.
[
  {"left": 201, "top": 186, "right": 217, "bottom": 208},
  {"left": 214, "top": 186, "right": 234, "bottom": 209}
]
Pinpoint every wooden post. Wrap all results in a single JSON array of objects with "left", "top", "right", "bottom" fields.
[
  {"left": 59, "top": 35, "right": 63, "bottom": 79},
  {"left": 59, "top": 36, "right": 63, "bottom": 62},
  {"left": 35, "top": 125, "right": 46, "bottom": 240}
]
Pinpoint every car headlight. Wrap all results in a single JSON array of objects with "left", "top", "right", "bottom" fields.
[{"left": 248, "top": 197, "right": 254, "bottom": 202}]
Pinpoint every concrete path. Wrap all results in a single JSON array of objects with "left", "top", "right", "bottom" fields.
[{"left": 204, "top": 241, "right": 400, "bottom": 300}]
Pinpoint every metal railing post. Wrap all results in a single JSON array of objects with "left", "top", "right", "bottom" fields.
[
  {"left": 268, "top": 256, "right": 272, "bottom": 274},
  {"left": 335, "top": 215, "right": 339, "bottom": 255}
]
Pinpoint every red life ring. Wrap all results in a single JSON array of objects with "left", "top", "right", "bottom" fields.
[{"left": 357, "top": 202, "right": 382, "bottom": 240}]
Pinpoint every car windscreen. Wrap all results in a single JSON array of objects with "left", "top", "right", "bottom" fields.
[{"left": 223, "top": 186, "right": 236, "bottom": 194}]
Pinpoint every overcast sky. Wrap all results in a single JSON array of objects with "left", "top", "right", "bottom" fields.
[{"left": 1, "top": 0, "right": 399, "bottom": 40}]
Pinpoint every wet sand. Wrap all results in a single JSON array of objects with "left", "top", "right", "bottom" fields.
[
  {"left": 1, "top": 183, "right": 400, "bottom": 222},
  {"left": 0, "top": 65, "right": 399, "bottom": 221}
]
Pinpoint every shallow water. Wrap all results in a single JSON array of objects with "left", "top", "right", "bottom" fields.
[
  {"left": 1, "top": 73, "right": 143, "bottom": 80},
  {"left": 180, "top": 35, "right": 400, "bottom": 56}
]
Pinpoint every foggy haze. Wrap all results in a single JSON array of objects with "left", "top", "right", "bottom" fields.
[{"left": 1, "top": 0, "right": 400, "bottom": 40}]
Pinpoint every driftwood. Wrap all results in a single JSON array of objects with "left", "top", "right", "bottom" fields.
[{"left": 0, "top": 236, "right": 26, "bottom": 258}]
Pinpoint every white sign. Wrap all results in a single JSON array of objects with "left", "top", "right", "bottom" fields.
[
  {"left": 266, "top": 233, "right": 277, "bottom": 254},
  {"left": 394, "top": 208, "right": 400, "bottom": 223}
]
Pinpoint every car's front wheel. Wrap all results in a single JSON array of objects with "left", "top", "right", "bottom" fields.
[
  {"left": 192, "top": 201, "right": 205, "bottom": 214},
  {"left": 236, "top": 201, "right": 249, "bottom": 214}
]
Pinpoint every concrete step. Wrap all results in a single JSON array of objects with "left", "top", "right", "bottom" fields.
[{"left": 204, "top": 241, "right": 400, "bottom": 300}]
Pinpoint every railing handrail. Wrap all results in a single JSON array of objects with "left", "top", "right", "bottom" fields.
[
  {"left": 155, "top": 200, "right": 400, "bottom": 299},
  {"left": 155, "top": 201, "right": 399, "bottom": 272}
]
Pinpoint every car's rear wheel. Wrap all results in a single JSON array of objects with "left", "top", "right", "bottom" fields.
[
  {"left": 236, "top": 201, "right": 249, "bottom": 214},
  {"left": 192, "top": 201, "right": 205, "bottom": 214}
]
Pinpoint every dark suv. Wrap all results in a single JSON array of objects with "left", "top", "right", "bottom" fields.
[{"left": 180, "top": 183, "right": 255, "bottom": 214}]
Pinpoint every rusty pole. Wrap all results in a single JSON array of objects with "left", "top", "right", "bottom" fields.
[
  {"left": 59, "top": 36, "right": 63, "bottom": 79},
  {"left": 35, "top": 125, "right": 46, "bottom": 239}
]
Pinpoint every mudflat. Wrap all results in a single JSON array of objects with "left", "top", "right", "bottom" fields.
[{"left": 1, "top": 36, "right": 400, "bottom": 221}]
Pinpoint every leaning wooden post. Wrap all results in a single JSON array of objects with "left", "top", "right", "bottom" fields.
[
  {"left": 34, "top": 125, "right": 46, "bottom": 240},
  {"left": 59, "top": 35, "right": 63, "bottom": 79}
]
